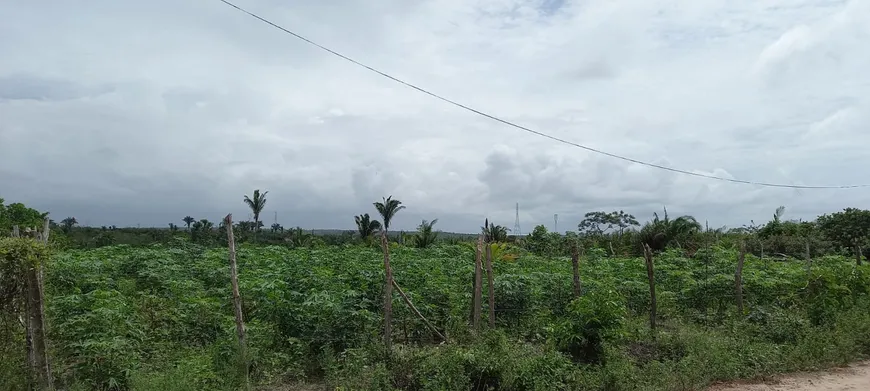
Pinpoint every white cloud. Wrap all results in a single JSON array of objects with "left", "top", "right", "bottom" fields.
[{"left": 1, "top": 0, "right": 868, "bottom": 232}]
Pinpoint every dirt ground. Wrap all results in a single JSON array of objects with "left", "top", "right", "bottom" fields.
[
  {"left": 709, "top": 361, "right": 870, "bottom": 391},
  {"left": 268, "top": 361, "right": 870, "bottom": 391}
]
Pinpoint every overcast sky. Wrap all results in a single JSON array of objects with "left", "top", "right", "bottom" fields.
[{"left": 1, "top": 0, "right": 869, "bottom": 233}]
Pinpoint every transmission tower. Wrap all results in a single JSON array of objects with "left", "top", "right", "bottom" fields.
[
  {"left": 513, "top": 203, "right": 522, "bottom": 236},
  {"left": 554, "top": 214, "right": 558, "bottom": 233}
]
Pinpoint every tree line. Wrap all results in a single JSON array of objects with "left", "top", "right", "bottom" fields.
[{"left": 1, "top": 194, "right": 867, "bottom": 262}]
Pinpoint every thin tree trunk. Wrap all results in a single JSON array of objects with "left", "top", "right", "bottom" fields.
[
  {"left": 485, "top": 241, "right": 495, "bottom": 328},
  {"left": 381, "top": 230, "right": 393, "bottom": 351},
  {"left": 571, "top": 242, "right": 581, "bottom": 298},
  {"left": 856, "top": 243, "right": 863, "bottom": 266},
  {"left": 472, "top": 235, "right": 483, "bottom": 330},
  {"left": 392, "top": 278, "right": 446, "bottom": 342},
  {"left": 735, "top": 241, "right": 746, "bottom": 316},
  {"left": 224, "top": 214, "right": 249, "bottom": 390},
  {"left": 642, "top": 244, "right": 656, "bottom": 336}
]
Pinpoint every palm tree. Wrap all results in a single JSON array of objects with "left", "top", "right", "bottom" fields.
[
  {"left": 638, "top": 207, "right": 702, "bottom": 251},
  {"left": 481, "top": 219, "right": 510, "bottom": 243},
  {"left": 182, "top": 216, "right": 195, "bottom": 231},
  {"left": 354, "top": 213, "right": 382, "bottom": 240},
  {"left": 373, "top": 196, "right": 404, "bottom": 233},
  {"left": 271, "top": 223, "right": 283, "bottom": 233},
  {"left": 243, "top": 189, "right": 268, "bottom": 234},
  {"left": 413, "top": 219, "right": 439, "bottom": 248},
  {"left": 60, "top": 217, "right": 78, "bottom": 233}
]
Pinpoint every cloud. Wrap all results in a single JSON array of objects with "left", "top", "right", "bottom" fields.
[{"left": 1, "top": 0, "right": 868, "bottom": 233}]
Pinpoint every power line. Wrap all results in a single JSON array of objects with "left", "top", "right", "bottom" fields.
[{"left": 216, "top": 0, "right": 870, "bottom": 190}]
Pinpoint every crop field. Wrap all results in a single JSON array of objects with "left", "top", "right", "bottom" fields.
[{"left": 4, "top": 239, "right": 870, "bottom": 391}]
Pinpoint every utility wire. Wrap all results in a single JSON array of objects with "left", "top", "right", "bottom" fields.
[{"left": 217, "top": 0, "right": 870, "bottom": 190}]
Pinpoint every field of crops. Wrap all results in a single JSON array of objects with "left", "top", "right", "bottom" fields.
[{"left": 4, "top": 239, "right": 870, "bottom": 391}]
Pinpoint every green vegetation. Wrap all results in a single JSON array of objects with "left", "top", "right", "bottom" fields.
[{"left": 2, "top": 197, "right": 870, "bottom": 390}]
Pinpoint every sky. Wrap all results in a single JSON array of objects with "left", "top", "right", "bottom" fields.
[{"left": 1, "top": 0, "right": 869, "bottom": 233}]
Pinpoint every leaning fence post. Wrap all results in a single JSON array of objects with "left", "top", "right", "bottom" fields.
[
  {"left": 224, "top": 214, "right": 250, "bottom": 390},
  {"left": 393, "top": 278, "right": 446, "bottom": 342},
  {"left": 735, "top": 241, "right": 746, "bottom": 316},
  {"left": 642, "top": 244, "right": 656, "bottom": 336}
]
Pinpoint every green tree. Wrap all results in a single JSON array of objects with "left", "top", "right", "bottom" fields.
[
  {"left": 354, "top": 213, "right": 382, "bottom": 240},
  {"left": 243, "top": 189, "right": 268, "bottom": 235},
  {"left": 182, "top": 216, "right": 195, "bottom": 231},
  {"left": 638, "top": 207, "right": 702, "bottom": 251},
  {"left": 578, "top": 210, "right": 639, "bottom": 236},
  {"left": 481, "top": 219, "right": 510, "bottom": 243},
  {"left": 817, "top": 208, "right": 870, "bottom": 255},
  {"left": 1, "top": 202, "right": 44, "bottom": 232},
  {"left": 525, "top": 224, "right": 556, "bottom": 256},
  {"left": 61, "top": 217, "right": 78, "bottom": 233},
  {"left": 412, "top": 219, "right": 439, "bottom": 248},
  {"left": 191, "top": 219, "right": 215, "bottom": 245},
  {"left": 373, "top": 196, "right": 404, "bottom": 233}
]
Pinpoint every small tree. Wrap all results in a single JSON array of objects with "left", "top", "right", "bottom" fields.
[
  {"left": 60, "top": 217, "right": 78, "bottom": 233},
  {"left": 182, "top": 216, "right": 195, "bottom": 231},
  {"left": 243, "top": 190, "right": 268, "bottom": 236},
  {"left": 481, "top": 220, "right": 509, "bottom": 243},
  {"left": 818, "top": 208, "right": 870, "bottom": 264},
  {"left": 413, "top": 219, "right": 439, "bottom": 248},
  {"left": 638, "top": 207, "right": 701, "bottom": 252},
  {"left": 354, "top": 213, "right": 382, "bottom": 241},
  {"left": 373, "top": 196, "right": 404, "bottom": 234}
]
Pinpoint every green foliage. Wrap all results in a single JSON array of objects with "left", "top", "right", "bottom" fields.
[
  {"left": 552, "top": 288, "right": 627, "bottom": 363},
  {"left": 818, "top": 207, "right": 870, "bottom": 249},
  {"left": 638, "top": 207, "right": 702, "bottom": 252},
  {"left": 411, "top": 219, "right": 439, "bottom": 249},
  {"left": 0, "top": 237, "right": 49, "bottom": 313},
  {"left": 2, "top": 235, "right": 868, "bottom": 390},
  {"left": 0, "top": 199, "right": 46, "bottom": 235},
  {"left": 524, "top": 225, "right": 556, "bottom": 256},
  {"left": 481, "top": 220, "right": 510, "bottom": 243},
  {"left": 373, "top": 196, "right": 404, "bottom": 231},
  {"left": 243, "top": 189, "right": 268, "bottom": 233},
  {"left": 354, "top": 213, "right": 382, "bottom": 240},
  {"left": 578, "top": 210, "right": 639, "bottom": 236}
]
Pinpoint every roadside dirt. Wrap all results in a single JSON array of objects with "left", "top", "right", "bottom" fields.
[{"left": 709, "top": 361, "right": 870, "bottom": 391}]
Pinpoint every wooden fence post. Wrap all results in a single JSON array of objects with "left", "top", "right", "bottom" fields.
[
  {"left": 642, "top": 244, "right": 656, "bottom": 335},
  {"left": 471, "top": 235, "right": 483, "bottom": 330},
  {"left": 571, "top": 242, "right": 581, "bottom": 298},
  {"left": 380, "top": 230, "right": 393, "bottom": 351},
  {"left": 485, "top": 240, "right": 495, "bottom": 328},
  {"left": 735, "top": 241, "right": 746, "bottom": 316},
  {"left": 224, "top": 214, "right": 249, "bottom": 390}
]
